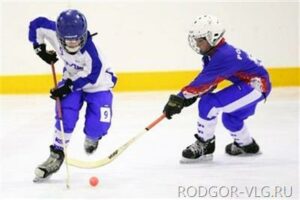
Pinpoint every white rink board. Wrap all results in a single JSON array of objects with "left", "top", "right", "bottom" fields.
[{"left": 1, "top": 1, "right": 299, "bottom": 75}]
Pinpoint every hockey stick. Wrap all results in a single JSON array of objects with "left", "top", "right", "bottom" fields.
[
  {"left": 50, "top": 63, "right": 70, "bottom": 189},
  {"left": 67, "top": 114, "right": 166, "bottom": 169}
]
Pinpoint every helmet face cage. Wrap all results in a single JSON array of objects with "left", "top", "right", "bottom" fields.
[
  {"left": 58, "top": 34, "right": 87, "bottom": 53},
  {"left": 188, "top": 34, "right": 201, "bottom": 54},
  {"left": 56, "top": 9, "right": 88, "bottom": 54},
  {"left": 188, "top": 15, "right": 225, "bottom": 54}
]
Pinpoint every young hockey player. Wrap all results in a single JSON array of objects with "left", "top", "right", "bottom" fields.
[
  {"left": 163, "top": 15, "right": 271, "bottom": 163},
  {"left": 29, "top": 9, "right": 117, "bottom": 179}
]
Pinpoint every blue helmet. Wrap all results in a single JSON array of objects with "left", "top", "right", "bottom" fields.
[{"left": 56, "top": 9, "right": 88, "bottom": 54}]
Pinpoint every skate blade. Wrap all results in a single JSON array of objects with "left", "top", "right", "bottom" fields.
[
  {"left": 180, "top": 154, "right": 213, "bottom": 164},
  {"left": 33, "top": 168, "right": 51, "bottom": 183},
  {"left": 33, "top": 176, "right": 49, "bottom": 183},
  {"left": 226, "top": 151, "right": 263, "bottom": 157}
]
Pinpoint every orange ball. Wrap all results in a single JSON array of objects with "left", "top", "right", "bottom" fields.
[{"left": 89, "top": 176, "right": 99, "bottom": 187}]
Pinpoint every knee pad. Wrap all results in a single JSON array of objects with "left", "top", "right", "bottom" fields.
[
  {"left": 198, "top": 93, "right": 220, "bottom": 120},
  {"left": 222, "top": 113, "right": 244, "bottom": 132},
  {"left": 84, "top": 120, "right": 111, "bottom": 139},
  {"left": 55, "top": 110, "right": 79, "bottom": 133}
]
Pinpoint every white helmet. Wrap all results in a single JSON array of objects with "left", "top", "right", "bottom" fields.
[{"left": 188, "top": 15, "right": 225, "bottom": 54}]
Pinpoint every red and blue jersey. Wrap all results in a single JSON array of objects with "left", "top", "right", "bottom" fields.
[{"left": 180, "top": 40, "right": 271, "bottom": 99}]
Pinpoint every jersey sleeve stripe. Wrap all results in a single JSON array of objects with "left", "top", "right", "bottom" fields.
[{"left": 28, "top": 17, "right": 56, "bottom": 45}]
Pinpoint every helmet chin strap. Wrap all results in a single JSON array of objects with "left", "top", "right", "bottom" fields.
[
  {"left": 65, "top": 46, "right": 81, "bottom": 54},
  {"left": 200, "top": 38, "right": 225, "bottom": 56},
  {"left": 200, "top": 46, "right": 215, "bottom": 56}
]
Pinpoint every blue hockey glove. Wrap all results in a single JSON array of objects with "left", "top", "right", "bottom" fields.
[
  {"left": 34, "top": 44, "right": 58, "bottom": 65},
  {"left": 50, "top": 79, "right": 73, "bottom": 99}
]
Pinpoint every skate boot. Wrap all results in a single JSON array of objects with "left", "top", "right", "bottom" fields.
[
  {"left": 180, "top": 134, "right": 215, "bottom": 163},
  {"left": 84, "top": 137, "right": 101, "bottom": 154},
  {"left": 33, "top": 145, "right": 64, "bottom": 182},
  {"left": 225, "top": 139, "right": 259, "bottom": 156}
]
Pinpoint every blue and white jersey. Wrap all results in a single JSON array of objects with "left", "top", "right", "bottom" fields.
[{"left": 28, "top": 17, "right": 117, "bottom": 92}]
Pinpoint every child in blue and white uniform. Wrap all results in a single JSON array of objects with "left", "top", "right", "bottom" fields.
[{"left": 29, "top": 9, "right": 117, "bottom": 179}]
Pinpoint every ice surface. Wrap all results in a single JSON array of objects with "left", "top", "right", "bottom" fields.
[{"left": 0, "top": 88, "right": 299, "bottom": 199}]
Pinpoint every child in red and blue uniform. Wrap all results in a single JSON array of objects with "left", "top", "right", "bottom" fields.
[{"left": 163, "top": 15, "right": 271, "bottom": 163}]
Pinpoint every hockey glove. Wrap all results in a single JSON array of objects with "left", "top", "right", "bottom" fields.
[
  {"left": 34, "top": 44, "right": 58, "bottom": 65},
  {"left": 163, "top": 94, "right": 185, "bottom": 119},
  {"left": 183, "top": 96, "right": 198, "bottom": 107},
  {"left": 50, "top": 79, "right": 73, "bottom": 99}
]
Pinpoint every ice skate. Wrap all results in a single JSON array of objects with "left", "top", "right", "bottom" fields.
[
  {"left": 225, "top": 139, "right": 260, "bottom": 156},
  {"left": 180, "top": 134, "right": 215, "bottom": 164},
  {"left": 33, "top": 145, "right": 64, "bottom": 182},
  {"left": 84, "top": 137, "right": 100, "bottom": 154}
]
